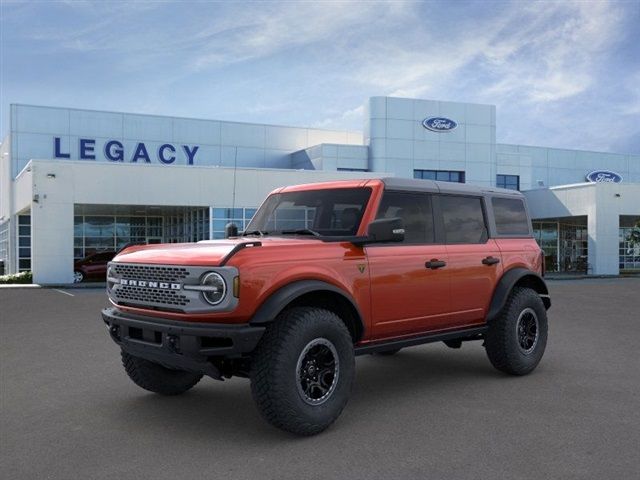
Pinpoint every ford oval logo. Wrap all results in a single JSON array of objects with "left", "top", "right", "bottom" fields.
[
  {"left": 585, "top": 170, "right": 623, "bottom": 183},
  {"left": 422, "top": 117, "right": 457, "bottom": 132}
]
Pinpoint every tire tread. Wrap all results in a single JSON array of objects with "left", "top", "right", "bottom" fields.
[
  {"left": 250, "top": 307, "right": 354, "bottom": 435},
  {"left": 121, "top": 351, "right": 202, "bottom": 396},
  {"left": 485, "top": 287, "right": 548, "bottom": 375}
]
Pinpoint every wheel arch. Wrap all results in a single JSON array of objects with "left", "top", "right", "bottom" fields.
[
  {"left": 250, "top": 280, "right": 365, "bottom": 343},
  {"left": 486, "top": 268, "right": 551, "bottom": 323}
]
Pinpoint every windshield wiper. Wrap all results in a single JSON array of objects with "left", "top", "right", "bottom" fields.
[
  {"left": 243, "top": 230, "right": 268, "bottom": 237},
  {"left": 280, "top": 228, "right": 321, "bottom": 237}
]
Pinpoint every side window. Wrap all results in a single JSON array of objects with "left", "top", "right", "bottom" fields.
[
  {"left": 440, "top": 196, "right": 487, "bottom": 244},
  {"left": 492, "top": 198, "right": 530, "bottom": 235},
  {"left": 375, "top": 191, "right": 434, "bottom": 244}
]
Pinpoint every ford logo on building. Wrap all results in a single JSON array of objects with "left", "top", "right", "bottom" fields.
[
  {"left": 585, "top": 170, "right": 623, "bottom": 183},
  {"left": 422, "top": 117, "right": 458, "bottom": 132}
]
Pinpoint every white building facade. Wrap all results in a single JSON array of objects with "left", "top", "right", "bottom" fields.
[{"left": 1, "top": 97, "right": 639, "bottom": 284}]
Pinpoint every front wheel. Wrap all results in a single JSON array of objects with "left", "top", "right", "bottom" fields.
[
  {"left": 73, "top": 270, "right": 84, "bottom": 283},
  {"left": 485, "top": 287, "right": 548, "bottom": 375},
  {"left": 121, "top": 351, "right": 202, "bottom": 395},
  {"left": 250, "top": 307, "right": 355, "bottom": 435}
]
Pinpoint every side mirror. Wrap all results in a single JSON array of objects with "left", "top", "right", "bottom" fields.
[
  {"left": 225, "top": 222, "right": 239, "bottom": 238},
  {"left": 365, "top": 217, "right": 405, "bottom": 243}
]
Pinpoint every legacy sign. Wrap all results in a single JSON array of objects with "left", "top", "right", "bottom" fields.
[{"left": 54, "top": 137, "right": 199, "bottom": 165}]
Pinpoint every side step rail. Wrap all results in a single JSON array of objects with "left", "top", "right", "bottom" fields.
[{"left": 354, "top": 326, "right": 488, "bottom": 356}]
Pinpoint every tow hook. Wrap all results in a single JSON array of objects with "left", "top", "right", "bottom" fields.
[
  {"left": 108, "top": 324, "right": 120, "bottom": 341},
  {"left": 166, "top": 334, "right": 180, "bottom": 353}
]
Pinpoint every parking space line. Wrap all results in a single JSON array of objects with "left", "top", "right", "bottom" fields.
[{"left": 53, "top": 289, "right": 75, "bottom": 297}]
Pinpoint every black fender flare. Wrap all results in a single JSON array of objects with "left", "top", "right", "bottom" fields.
[
  {"left": 249, "top": 280, "right": 365, "bottom": 340},
  {"left": 486, "top": 268, "right": 551, "bottom": 323}
]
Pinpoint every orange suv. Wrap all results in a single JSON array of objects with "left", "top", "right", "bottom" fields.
[{"left": 102, "top": 178, "right": 550, "bottom": 435}]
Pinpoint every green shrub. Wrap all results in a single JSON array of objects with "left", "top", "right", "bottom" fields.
[{"left": 0, "top": 271, "right": 33, "bottom": 284}]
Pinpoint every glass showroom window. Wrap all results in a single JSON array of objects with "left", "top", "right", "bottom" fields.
[
  {"left": 74, "top": 215, "right": 163, "bottom": 260},
  {"left": 619, "top": 216, "right": 640, "bottom": 272},
  {"left": 0, "top": 219, "right": 9, "bottom": 274},
  {"left": 212, "top": 208, "right": 258, "bottom": 239},
  {"left": 533, "top": 221, "right": 559, "bottom": 272},
  {"left": 18, "top": 215, "right": 31, "bottom": 272},
  {"left": 164, "top": 208, "right": 210, "bottom": 243},
  {"left": 559, "top": 223, "right": 588, "bottom": 273},
  {"left": 414, "top": 170, "right": 465, "bottom": 183},
  {"left": 496, "top": 174, "right": 520, "bottom": 190}
]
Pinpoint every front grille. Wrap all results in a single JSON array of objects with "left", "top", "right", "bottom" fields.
[
  {"left": 110, "top": 263, "right": 192, "bottom": 309},
  {"left": 108, "top": 262, "right": 238, "bottom": 313},
  {"left": 114, "top": 285, "right": 190, "bottom": 307},
  {"left": 112, "top": 264, "right": 189, "bottom": 282}
]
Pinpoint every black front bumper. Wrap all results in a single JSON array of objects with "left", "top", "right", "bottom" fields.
[{"left": 102, "top": 307, "right": 265, "bottom": 379}]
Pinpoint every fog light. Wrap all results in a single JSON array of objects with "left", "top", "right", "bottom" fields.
[
  {"left": 109, "top": 325, "right": 120, "bottom": 341},
  {"left": 201, "top": 272, "right": 226, "bottom": 305}
]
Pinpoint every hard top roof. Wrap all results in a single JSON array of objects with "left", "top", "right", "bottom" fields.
[{"left": 380, "top": 177, "right": 524, "bottom": 197}]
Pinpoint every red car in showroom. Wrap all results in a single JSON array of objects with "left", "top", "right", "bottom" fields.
[{"left": 74, "top": 251, "right": 116, "bottom": 283}]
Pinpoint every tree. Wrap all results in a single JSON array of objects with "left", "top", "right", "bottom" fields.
[{"left": 627, "top": 219, "right": 640, "bottom": 246}]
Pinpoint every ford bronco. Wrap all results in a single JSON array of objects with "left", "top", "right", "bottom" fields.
[{"left": 102, "top": 178, "right": 551, "bottom": 435}]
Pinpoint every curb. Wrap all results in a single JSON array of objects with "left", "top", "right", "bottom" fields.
[{"left": 0, "top": 284, "right": 42, "bottom": 289}]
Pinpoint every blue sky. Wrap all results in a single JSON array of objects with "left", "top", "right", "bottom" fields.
[{"left": 1, "top": 0, "right": 639, "bottom": 153}]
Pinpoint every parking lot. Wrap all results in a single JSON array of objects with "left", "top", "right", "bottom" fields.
[{"left": 1, "top": 278, "right": 639, "bottom": 479}]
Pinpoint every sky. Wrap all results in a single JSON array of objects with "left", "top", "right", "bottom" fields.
[{"left": 1, "top": 0, "right": 639, "bottom": 153}]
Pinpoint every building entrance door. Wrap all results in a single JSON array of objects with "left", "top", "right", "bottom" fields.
[{"left": 559, "top": 223, "right": 588, "bottom": 273}]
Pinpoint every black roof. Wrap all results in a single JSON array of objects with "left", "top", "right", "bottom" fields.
[{"left": 380, "top": 177, "right": 524, "bottom": 197}]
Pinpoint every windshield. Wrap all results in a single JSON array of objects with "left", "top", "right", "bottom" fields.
[{"left": 245, "top": 187, "right": 372, "bottom": 237}]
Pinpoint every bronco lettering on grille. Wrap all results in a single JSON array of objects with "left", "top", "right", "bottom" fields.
[{"left": 119, "top": 279, "right": 181, "bottom": 290}]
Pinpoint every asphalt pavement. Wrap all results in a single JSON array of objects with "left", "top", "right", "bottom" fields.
[{"left": 1, "top": 278, "right": 639, "bottom": 479}]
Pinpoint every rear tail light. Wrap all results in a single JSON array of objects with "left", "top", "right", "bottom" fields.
[{"left": 540, "top": 249, "right": 546, "bottom": 277}]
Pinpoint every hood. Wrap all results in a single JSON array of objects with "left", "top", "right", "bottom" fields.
[{"left": 112, "top": 237, "right": 323, "bottom": 266}]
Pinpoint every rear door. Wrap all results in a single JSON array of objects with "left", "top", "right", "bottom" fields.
[
  {"left": 437, "top": 195, "right": 503, "bottom": 326},
  {"left": 366, "top": 191, "right": 451, "bottom": 339}
]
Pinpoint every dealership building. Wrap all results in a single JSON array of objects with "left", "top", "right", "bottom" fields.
[{"left": 1, "top": 97, "right": 639, "bottom": 284}]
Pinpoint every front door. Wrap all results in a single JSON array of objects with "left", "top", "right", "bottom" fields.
[{"left": 367, "top": 191, "right": 451, "bottom": 339}]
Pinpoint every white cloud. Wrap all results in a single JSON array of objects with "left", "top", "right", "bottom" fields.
[
  {"left": 478, "top": 1, "right": 624, "bottom": 103},
  {"left": 189, "top": 2, "right": 413, "bottom": 70},
  {"left": 3, "top": 0, "right": 637, "bottom": 152},
  {"left": 314, "top": 104, "right": 364, "bottom": 129}
]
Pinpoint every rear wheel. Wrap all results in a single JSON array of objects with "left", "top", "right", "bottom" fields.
[
  {"left": 250, "top": 307, "right": 355, "bottom": 435},
  {"left": 73, "top": 270, "right": 84, "bottom": 283},
  {"left": 485, "top": 287, "right": 548, "bottom": 375},
  {"left": 121, "top": 351, "right": 202, "bottom": 395}
]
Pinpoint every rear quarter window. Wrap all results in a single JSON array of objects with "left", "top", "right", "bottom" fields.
[{"left": 492, "top": 197, "right": 530, "bottom": 236}]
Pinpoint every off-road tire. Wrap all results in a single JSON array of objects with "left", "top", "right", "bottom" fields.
[
  {"left": 375, "top": 348, "right": 402, "bottom": 356},
  {"left": 250, "top": 307, "right": 355, "bottom": 436},
  {"left": 485, "top": 287, "right": 548, "bottom": 375},
  {"left": 121, "top": 351, "right": 202, "bottom": 395}
]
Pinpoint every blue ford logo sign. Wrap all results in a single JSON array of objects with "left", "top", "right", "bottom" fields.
[
  {"left": 422, "top": 117, "right": 457, "bottom": 132},
  {"left": 585, "top": 170, "right": 623, "bottom": 183}
]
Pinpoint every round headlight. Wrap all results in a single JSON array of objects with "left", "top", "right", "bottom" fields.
[
  {"left": 106, "top": 265, "right": 115, "bottom": 291},
  {"left": 201, "top": 272, "right": 226, "bottom": 305}
]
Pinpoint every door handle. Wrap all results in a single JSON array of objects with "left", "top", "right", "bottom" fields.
[
  {"left": 482, "top": 256, "right": 500, "bottom": 266},
  {"left": 425, "top": 259, "right": 447, "bottom": 269}
]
